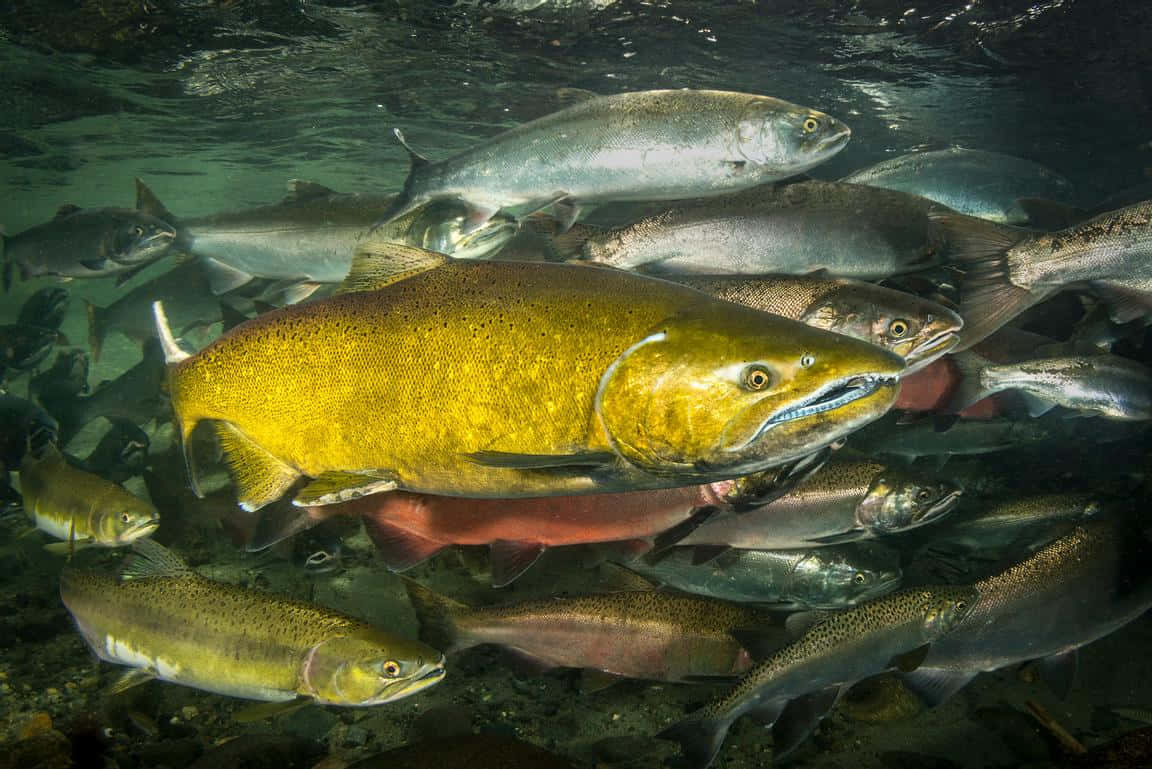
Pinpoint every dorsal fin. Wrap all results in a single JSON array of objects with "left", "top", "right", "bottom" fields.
[
  {"left": 284, "top": 179, "right": 338, "bottom": 204},
  {"left": 335, "top": 243, "right": 449, "bottom": 295},
  {"left": 54, "top": 204, "right": 82, "bottom": 219},
  {"left": 554, "top": 87, "right": 599, "bottom": 108},
  {"left": 121, "top": 539, "right": 193, "bottom": 580},
  {"left": 134, "top": 179, "right": 178, "bottom": 226},
  {"left": 393, "top": 128, "right": 429, "bottom": 169},
  {"left": 151, "top": 301, "right": 191, "bottom": 364}
]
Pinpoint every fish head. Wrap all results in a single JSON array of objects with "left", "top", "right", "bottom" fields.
[
  {"left": 409, "top": 200, "right": 519, "bottom": 260},
  {"left": 107, "top": 213, "right": 176, "bottom": 266},
  {"left": 303, "top": 634, "right": 446, "bottom": 706},
  {"left": 855, "top": 470, "right": 962, "bottom": 535},
  {"left": 738, "top": 100, "right": 851, "bottom": 174},
  {"left": 596, "top": 303, "right": 904, "bottom": 479},
  {"left": 1, "top": 325, "right": 58, "bottom": 371},
  {"left": 802, "top": 288, "right": 963, "bottom": 374},
  {"left": 918, "top": 586, "right": 979, "bottom": 638},
  {"left": 96, "top": 501, "right": 160, "bottom": 545},
  {"left": 791, "top": 543, "right": 903, "bottom": 609}
]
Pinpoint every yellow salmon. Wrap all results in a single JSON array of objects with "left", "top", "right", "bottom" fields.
[
  {"left": 157, "top": 245, "right": 904, "bottom": 511},
  {"left": 19, "top": 443, "right": 158, "bottom": 549},
  {"left": 60, "top": 540, "right": 445, "bottom": 708}
]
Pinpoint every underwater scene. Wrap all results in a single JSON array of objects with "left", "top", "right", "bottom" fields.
[{"left": 2, "top": 1, "right": 1152, "bottom": 768}]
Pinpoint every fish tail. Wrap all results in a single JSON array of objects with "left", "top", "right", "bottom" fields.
[
  {"left": 85, "top": 300, "right": 108, "bottom": 363},
  {"left": 402, "top": 577, "right": 470, "bottom": 654},
  {"left": 657, "top": 715, "right": 733, "bottom": 769},
  {"left": 930, "top": 209, "right": 1039, "bottom": 350},
  {"left": 946, "top": 350, "right": 995, "bottom": 413},
  {"left": 369, "top": 128, "right": 430, "bottom": 232}
]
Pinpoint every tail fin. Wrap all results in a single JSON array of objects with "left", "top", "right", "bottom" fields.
[
  {"left": 656, "top": 715, "right": 732, "bottom": 769},
  {"left": 402, "top": 578, "right": 470, "bottom": 654},
  {"left": 85, "top": 300, "right": 108, "bottom": 363},
  {"left": 930, "top": 210, "right": 1040, "bottom": 350},
  {"left": 370, "top": 129, "right": 430, "bottom": 232},
  {"left": 946, "top": 350, "right": 995, "bottom": 413}
]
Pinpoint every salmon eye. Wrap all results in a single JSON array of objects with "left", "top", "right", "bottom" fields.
[
  {"left": 854, "top": 573, "right": 866, "bottom": 585},
  {"left": 133, "top": 226, "right": 145, "bottom": 236},
  {"left": 800, "top": 353, "right": 815, "bottom": 368},
  {"left": 120, "top": 512, "right": 131, "bottom": 524},
  {"left": 916, "top": 489, "right": 931, "bottom": 501},
  {"left": 956, "top": 600, "right": 968, "bottom": 611},
  {"left": 382, "top": 660, "right": 401, "bottom": 678},
  {"left": 802, "top": 116, "right": 820, "bottom": 133},
  {"left": 888, "top": 319, "right": 910, "bottom": 338},
  {"left": 742, "top": 365, "right": 772, "bottom": 391}
]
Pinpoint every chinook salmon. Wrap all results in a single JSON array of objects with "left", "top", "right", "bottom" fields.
[
  {"left": 19, "top": 442, "right": 158, "bottom": 550},
  {"left": 658, "top": 585, "right": 976, "bottom": 768},
  {"left": 60, "top": 540, "right": 445, "bottom": 709},
  {"left": 136, "top": 179, "right": 517, "bottom": 300},
  {"left": 156, "top": 244, "right": 903, "bottom": 511},
  {"left": 404, "top": 579, "right": 787, "bottom": 684},
  {"left": 578, "top": 180, "right": 945, "bottom": 279},
  {"left": 376, "top": 90, "right": 850, "bottom": 231}
]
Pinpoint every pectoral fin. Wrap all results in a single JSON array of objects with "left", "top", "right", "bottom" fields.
[
  {"left": 362, "top": 518, "right": 446, "bottom": 572},
  {"left": 580, "top": 670, "right": 624, "bottom": 694},
  {"left": 293, "top": 471, "right": 397, "bottom": 507},
  {"left": 898, "top": 668, "right": 975, "bottom": 707},
  {"left": 336, "top": 243, "right": 448, "bottom": 295},
  {"left": 108, "top": 668, "right": 156, "bottom": 695},
  {"left": 490, "top": 540, "right": 547, "bottom": 587},
  {"left": 464, "top": 450, "right": 616, "bottom": 470},
  {"left": 212, "top": 421, "right": 301, "bottom": 513},
  {"left": 805, "top": 530, "right": 867, "bottom": 546},
  {"left": 888, "top": 643, "right": 931, "bottom": 673}
]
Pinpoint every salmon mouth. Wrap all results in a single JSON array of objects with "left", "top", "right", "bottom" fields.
[
  {"left": 914, "top": 489, "right": 963, "bottom": 525},
  {"left": 905, "top": 330, "right": 960, "bottom": 371},
  {"left": 726, "top": 373, "right": 898, "bottom": 453}
]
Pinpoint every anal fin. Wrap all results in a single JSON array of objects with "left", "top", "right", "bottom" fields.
[
  {"left": 771, "top": 686, "right": 841, "bottom": 760},
  {"left": 200, "top": 257, "right": 255, "bottom": 295},
  {"left": 233, "top": 696, "right": 312, "bottom": 723},
  {"left": 108, "top": 668, "right": 156, "bottom": 695},
  {"left": 212, "top": 422, "right": 300, "bottom": 512},
  {"left": 898, "top": 667, "right": 975, "bottom": 707}
]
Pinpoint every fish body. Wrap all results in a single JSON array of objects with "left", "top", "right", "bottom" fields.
[
  {"left": 61, "top": 540, "right": 445, "bottom": 705},
  {"left": 579, "top": 181, "right": 942, "bottom": 279},
  {"left": 850, "top": 413, "right": 1058, "bottom": 460},
  {"left": 329, "top": 457, "right": 826, "bottom": 586},
  {"left": 381, "top": 90, "right": 850, "bottom": 227},
  {"left": 57, "top": 339, "right": 167, "bottom": 442},
  {"left": 19, "top": 443, "right": 158, "bottom": 547},
  {"left": 841, "top": 148, "right": 1075, "bottom": 224},
  {"left": 30, "top": 350, "right": 89, "bottom": 410},
  {"left": 404, "top": 580, "right": 785, "bottom": 683},
  {"left": 673, "top": 273, "right": 962, "bottom": 373},
  {"left": 17, "top": 287, "right": 70, "bottom": 330},
  {"left": 2, "top": 206, "right": 175, "bottom": 287},
  {"left": 921, "top": 493, "right": 1102, "bottom": 553},
  {"left": 659, "top": 585, "right": 976, "bottom": 768},
  {"left": 681, "top": 460, "right": 961, "bottom": 549},
  {"left": 950, "top": 352, "right": 1152, "bottom": 420},
  {"left": 0, "top": 395, "right": 57, "bottom": 472},
  {"left": 0, "top": 323, "right": 57, "bottom": 376},
  {"left": 85, "top": 262, "right": 228, "bottom": 362},
  {"left": 140, "top": 179, "right": 517, "bottom": 296},
  {"left": 621, "top": 543, "right": 902, "bottom": 609},
  {"left": 935, "top": 201, "right": 1152, "bottom": 348},
  {"left": 903, "top": 521, "right": 1152, "bottom": 706},
  {"left": 161, "top": 247, "right": 903, "bottom": 511}
]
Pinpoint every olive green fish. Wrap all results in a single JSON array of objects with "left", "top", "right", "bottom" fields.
[
  {"left": 60, "top": 540, "right": 445, "bottom": 708},
  {"left": 658, "top": 585, "right": 976, "bottom": 768},
  {"left": 19, "top": 442, "right": 158, "bottom": 551},
  {"left": 156, "top": 244, "right": 904, "bottom": 511}
]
